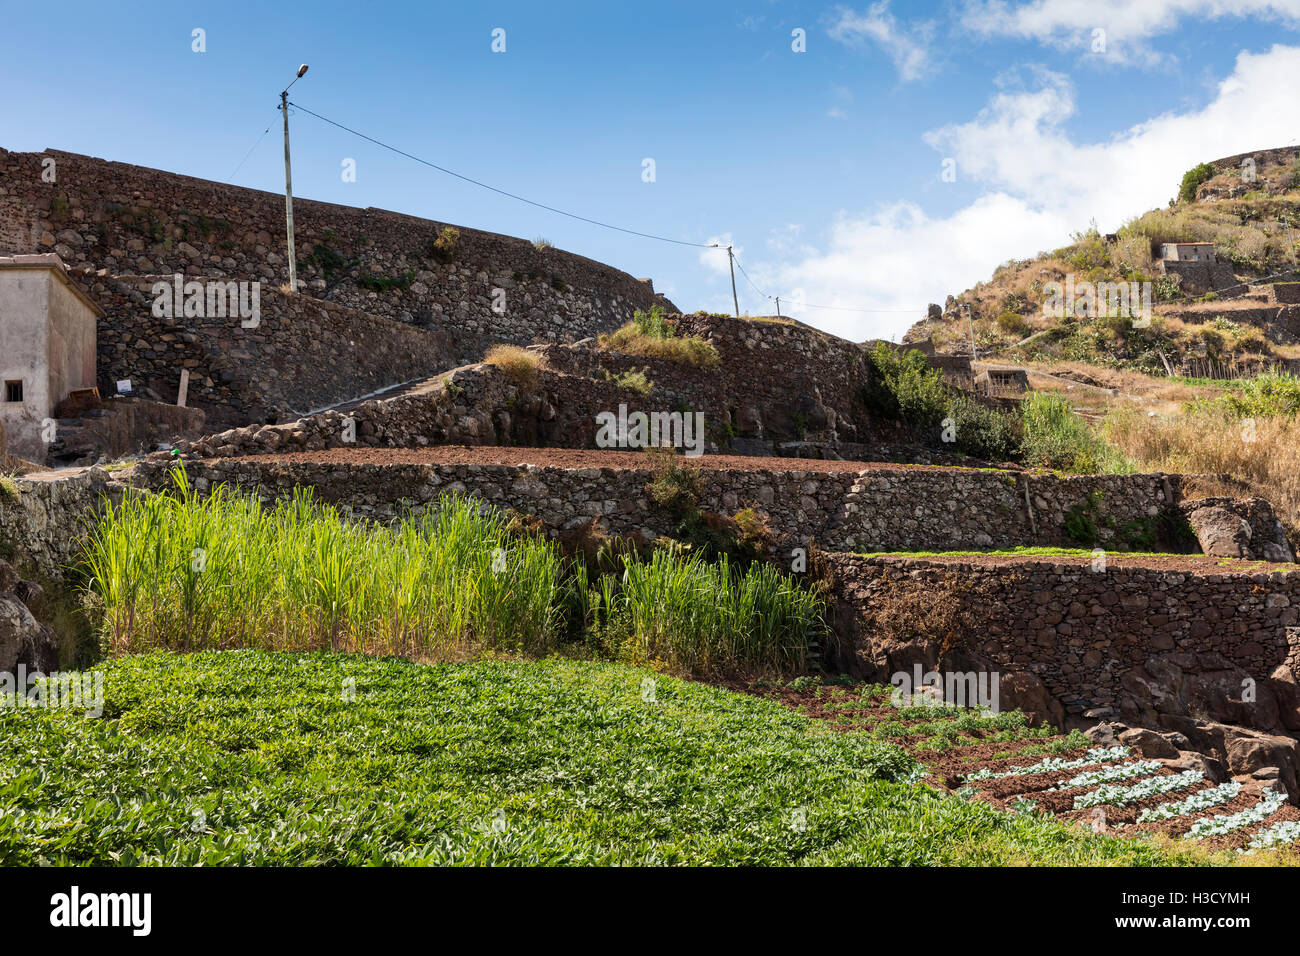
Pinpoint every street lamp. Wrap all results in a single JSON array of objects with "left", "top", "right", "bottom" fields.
[{"left": 280, "top": 64, "right": 309, "bottom": 293}]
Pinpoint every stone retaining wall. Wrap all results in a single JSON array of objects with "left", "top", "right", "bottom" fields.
[
  {"left": 74, "top": 273, "right": 455, "bottom": 429},
  {"left": 0, "top": 146, "right": 673, "bottom": 423},
  {"left": 823, "top": 552, "right": 1300, "bottom": 716},
  {"left": 129, "top": 455, "right": 1203, "bottom": 555},
  {"left": 0, "top": 468, "right": 117, "bottom": 577}
]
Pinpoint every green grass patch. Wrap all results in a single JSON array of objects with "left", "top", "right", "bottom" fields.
[{"left": 0, "top": 651, "right": 1218, "bottom": 866}]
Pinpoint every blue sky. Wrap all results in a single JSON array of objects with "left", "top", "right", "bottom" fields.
[{"left": 2, "top": 0, "right": 1299, "bottom": 339}]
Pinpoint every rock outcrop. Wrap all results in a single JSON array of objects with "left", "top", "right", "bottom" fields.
[
  {"left": 0, "top": 559, "right": 57, "bottom": 674},
  {"left": 1181, "top": 496, "right": 1295, "bottom": 563}
]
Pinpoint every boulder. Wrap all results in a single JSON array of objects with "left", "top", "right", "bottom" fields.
[
  {"left": 998, "top": 670, "right": 1065, "bottom": 728},
  {"left": 1182, "top": 503, "right": 1252, "bottom": 558},
  {"left": 1084, "top": 721, "right": 1122, "bottom": 746},
  {"left": 1180, "top": 496, "right": 1295, "bottom": 563},
  {"left": 1118, "top": 727, "right": 1181, "bottom": 759},
  {"left": 0, "top": 595, "right": 57, "bottom": 674}
]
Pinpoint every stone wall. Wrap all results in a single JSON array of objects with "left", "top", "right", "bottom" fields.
[
  {"left": 168, "top": 305, "right": 905, "bottom": 462},
  {"left": 1159, "top": 258, "right": 1240, "bottom": 297},
  {"left": 539, "top": 312, "right": 891, "bottom": 446},
  {"left": 0, "top": 468, "right": 118, "bottom": 578},
  {"left": 823, "top": 552, "right": 1300, "bottom": 717},
  {"left": 51, "top": 396, "right": 206, "bottom": 465},
  {"left": 0, "top": 147, "right": 674, "bottom": 423},
  {"left": 130, "top": 454, "right": 1205, "bottom": 555},
  {"left": 1160, "top": 302, "right": 1300, "bottom": 344},
  {"left": 72, "top": 272, "right": 456, "bottom": 429}
]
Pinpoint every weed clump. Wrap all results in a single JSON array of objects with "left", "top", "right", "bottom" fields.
[
  {"left": 483, "top": 344, "right": 548, "bottom": 390},
  {"left": 600, "top": 306, "right": 720, "bottom": 367}
]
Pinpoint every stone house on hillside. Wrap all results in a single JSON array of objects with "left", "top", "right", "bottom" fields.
[
  {"left": 1160, "top": 242, "right": 1217, "bottom": 263},
  {"left": 0, "top": 254, "right": 101, "bottom": 459}
]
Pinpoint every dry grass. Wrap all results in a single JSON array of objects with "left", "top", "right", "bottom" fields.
[
  {"left": 599, "top": 325, "right": 720, "bottom": 366},
  {"left": 483, "top": 344, "right": 548, "bottom": 389},
  {"left": 1104, "top": 405, "right": 1300, "bottom": 541}
]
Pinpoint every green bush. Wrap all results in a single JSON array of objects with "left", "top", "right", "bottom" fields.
[
  {"left": 996, "top": 311, "right": 1032, "bottom": 336},
  {"left": 863, "top": 343, "right": 1021, "bottom": 460},
  {"left": 1178, "top": 162, "right": 1216, "bottom": 203},
  {"left": 426, "top": 226, "right": 459, "bottom": 264},
  {"left": 1020, "top": 391, "right": 1128, "bottom": 473},
  {"left": 1187, "top": 370, "right": 1300, "bottom": 419},
  {"left": 947, "top": 394, "right": 1021, "bottom": 461}
]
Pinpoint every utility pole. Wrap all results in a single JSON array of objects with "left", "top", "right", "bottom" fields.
[
  {"left": 727, "top": 245, "right": 739, "bottom": 318},
  {"left": 774, "top": 296, "right": 781, "bottom": 318},
  {"left": 280, "top": 64, "right": 309, "bottom": 293},
  {"left": 965, "top": 302, "right": 978, "bottom": 362}
]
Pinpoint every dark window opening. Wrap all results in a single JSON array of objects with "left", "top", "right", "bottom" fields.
[{"left": 4, "top": 381, "right": 22, "bottom": 403}]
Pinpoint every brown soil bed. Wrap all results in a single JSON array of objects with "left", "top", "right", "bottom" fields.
[
  {"left": 213, "top": 445, "right": 1006, "bottom": 475},
  {"left": 862, "top": 552, "right": 1296, "bottom": 573}
]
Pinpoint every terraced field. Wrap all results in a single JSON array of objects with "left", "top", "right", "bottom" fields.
[{"left": 742, "top": 680, "right": 1300, "bottom": 856}]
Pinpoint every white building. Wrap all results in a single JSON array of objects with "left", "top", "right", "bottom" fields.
[
  {"left": 0, "top": 254, "right": 102, "bottom": 460},
  {"left": 1160, "top": 242, "right": 1217, "bottom": 264}
]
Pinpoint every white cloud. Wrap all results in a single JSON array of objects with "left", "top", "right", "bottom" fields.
[
  {"left": 828, "top": 3, "right": 936, "bottom": 82},
  {"left": 700, "top": 234, "right": 739, "bottom": 275},
  {"left": 963, "top": 0, "right": 1300, "bottom": 63},
  {"left": 765, "top": 45, "right": 1300, "bottom": 341}
]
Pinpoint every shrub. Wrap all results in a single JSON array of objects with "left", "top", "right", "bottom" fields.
[
  {"left": 602, "top": 367, "right": 654, "bottom": 395},
  {"left": 996, "top": 311, "right": 1032, "bottom": 336},
  {"left": 600, "top": 308, "right": 720, "bottom": 366},
  {"left": 862, "top": 343, "right": 949, "bottom": 429},
  {"left": 1188, "top": 370, "right": 1300, "bottom": 419},
  {"left": 863, "top": 343, "right": 1020, "bottom": 460},
  {"left": 356, "top": 270, "right": 414, "bottom": 292},
  {"left": 532, "top": 237, "right": 553, "bottom": 250},
  {"left": 427, "top": 226, "right": 459, "bottom": 264},
  {"left": 645, "top": 450, "right": 705, "bottom": 514},
  {"left": 1178, "top": 163, "right": 1216, "bottom": 203},
  {"left": 1020, "top": 391, "right": 1129, "bottom": 473},
  {"left": 946, "top": 394, "right": 1022, "bottom": 462},
  {"left": 483, "top": 344, "right": 547, "bottom": 389}
]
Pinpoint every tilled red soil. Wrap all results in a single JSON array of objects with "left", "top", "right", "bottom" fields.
[
  {"left": 737, "top": 679, "right": 1300, "bottom": 857},
  {"left": 215, "top": 445, "right": 996, "bottom": 474}
]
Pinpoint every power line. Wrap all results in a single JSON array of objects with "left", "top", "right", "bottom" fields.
[
  {"left": 288, "top": 101, "right": 719, "bottom": 249},
  {"left": 731, "top": 249, "right": 926, "bottom": 314},
  {"left": 227, "top": 125, "right": 271, "bottom": 183}
]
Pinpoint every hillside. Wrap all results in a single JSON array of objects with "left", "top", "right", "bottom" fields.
[{"left": 906, "top": 146, "right": 1300, "bottom": 379}]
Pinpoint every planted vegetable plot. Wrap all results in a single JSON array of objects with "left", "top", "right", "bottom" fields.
[{"left": 740, "top": 679, "right": 1300, "bottom": 856}]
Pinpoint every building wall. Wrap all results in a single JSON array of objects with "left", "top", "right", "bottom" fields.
[
  {"left": 1162, "top": 243, "right": 1216, "bottom": 263},
  {"left": 45, "top": 271, "right": 96, "bottom": 409},
  {"left": 0, "top": 269, "right": 52, "bottom": 458}
]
